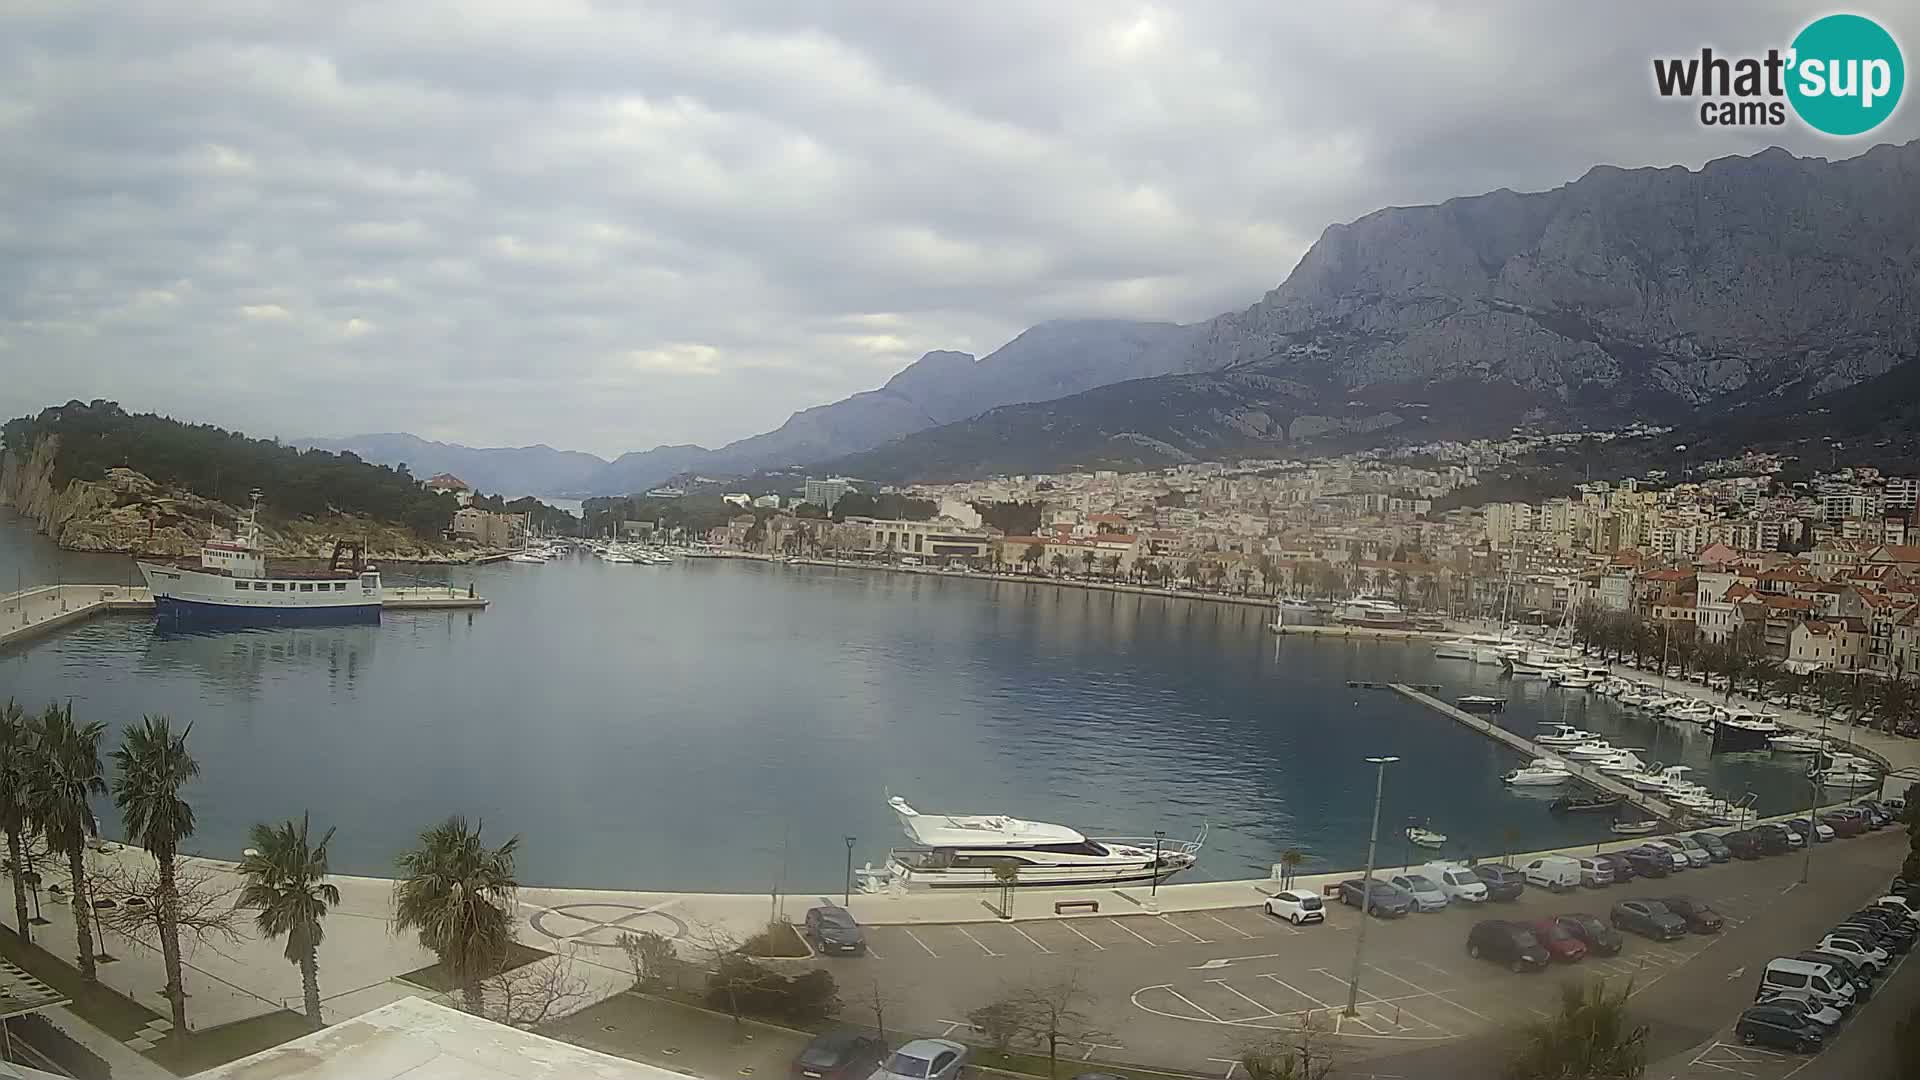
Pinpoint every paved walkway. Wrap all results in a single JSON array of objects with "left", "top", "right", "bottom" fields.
[{"left": 40, "top": 1004, "right": 176, "bottom": 1080}]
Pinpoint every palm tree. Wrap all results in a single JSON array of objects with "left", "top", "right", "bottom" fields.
[
  {"left": 1049, "top": 553, "right": 1069, "bottom": 577},
  {"left": 1022, "top": 543, "right": 1045, "bottom": 572},
  {"left": 1505, "top": 979, "right": 1647, "bottom": 1079},
  {"left": 111, "top": 715, "right": 199, "bottom": 1034},
  {"left": 0, "top": 701, "right": 35, "bottom": 944},
  {"left": 393, "top": 816, "right": 522, "bottom": 1012},
  {"left": 239, "top": 815, "right": 340, "bottom": 1029},
  {"left": 29, "top": 702, "right": 108, "bottom": 981},
  {"left": 1278, "top": 849, "right": 1307, "bottom": 889},
  {"left": 1102, "top": 554, "right": 1121, "bottom": 578},
  {"left": 1079, "top": 550, "right": 1095, "bottom": 578}
]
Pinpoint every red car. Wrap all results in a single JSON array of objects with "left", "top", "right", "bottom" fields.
[{"left": 1530, "top": 918, "right": 1589, "bottom": 962}]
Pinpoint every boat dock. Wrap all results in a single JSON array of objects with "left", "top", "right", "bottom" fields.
[
  {"left": 1388, "top": 683, "right": 1686, "bottom": 824},
  {"left": 2, "top": 583, "right": 487, "bottom": 649}
]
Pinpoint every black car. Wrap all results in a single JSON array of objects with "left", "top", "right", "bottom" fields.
[
  {"left": 1722, "top": 830, "right": 1763, "bottom": 860},
  {"left": 1620, "top": 848, "right": 1670, "bottom": 879},
  {"left": 1596, "top": 852, "right": 1638, "bottom": 882},
  {"left": 1838, "top": 915, "right": 1913, "bottom": 953},
  {"left": 1612, "top": 899, "right": 1687, "bottom": 941},
  {"left": 1470, "top": 864, "right": 1526, "bottom": 900},
  {"left": 793, "top": 1028, "right": 888, "bottom": 1080},
  {"left": 1660, "top": 896, "right": 1725, "bottom": 934},
  {"left": 1689, "top": 832, "right": 1731, "bottom": 862},
  {"left": 1554, "top": 912, "right": 1623, "bottom": 957},
  {"left": 1752, "top": 824, "right": 1793, "bottom": 854},
  {"left": 1466, "top": 919, "right": 1551, "bottom": 972},
  {"left": 1734, "top": 1005, "right": 1825, "bottom": 1053},
  {"left": 1339, "top": 879, "right": 1415, "bottom": 917},
  {"left": 803, "top": 905, "right": 868, "bottom": 955}
]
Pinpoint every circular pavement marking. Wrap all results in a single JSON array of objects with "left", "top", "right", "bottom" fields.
[{"left": 529, "top": 902, "right": 689, "bottom": 948}]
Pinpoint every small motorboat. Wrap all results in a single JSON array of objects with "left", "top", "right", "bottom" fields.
[
  {"left": 1504, "top": 761, "right": 1572, "bottom": 786},
  {"left": 1536, "top": 724, "right": 1599, "bottom": 747},
  {"left": 1550, "top": 793, "right": 1623, "bottom": 814},
  {"left": 1405, "top": 825, "right": 1448, "bottom": 848},
  {"left": 1456, "top": 695, "right": 1507, "bottom": 713},
  {"left": 1610, "top": 819, "right": 1661, "bottom": 835},
  {"left": 1768, "top": 733, "right": 1826, "bottom": 754}
]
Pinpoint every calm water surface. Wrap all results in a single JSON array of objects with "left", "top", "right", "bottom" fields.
[{"left": 0, "top": 509, "right": 1815, "bottom": 891}]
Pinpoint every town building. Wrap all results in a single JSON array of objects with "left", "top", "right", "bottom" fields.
[
  {"left": 803, "top": 477, "right": 854, "bottom": 511},
  {"left": 451, "top": 508, "right": 528, "bottom": 547}
]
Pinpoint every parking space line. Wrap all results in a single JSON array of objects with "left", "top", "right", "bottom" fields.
[
  {"left": 1164, "top": 918, "right": 1212, "bottom": 944},
  {"left": 1205, "top": 979, "right": 1282, "bottom": 1020},
  {"left": 1162, "top": 987, "right": 1225, "bottom": 1023},
  {"left": 1008, "top": 924, "right": 1052, "bottom": 954},
  {"left": 1364, "top": 964, "right": 1493, "bottom": 1024},
  {"left": 865, "top": 942, "right": 885, "bottom": 959},
  {"left": 1256, "top": 973, "right": 1331, "bottom": 1010},
  {"left": 1061, "top": 921, "right": 1107, "bottom": 951},
  {"left": 1109, "top": 918, "right": 1160, "bottom": 947},
  {"left": 903, "top": 928, "right": 940, "bottom": 958},
  {"left": 1312, "top": 969, "right": 1445, "bottom": 1035},
  {"left": 955, "top": 926, "right": 1001, "bottom": 956},
  {"left": 1199, "top": 911, "right": 1258, "bottom": 940},
  {"left": 1410, "top": 958, "right": 1451, "bottom": 978}
]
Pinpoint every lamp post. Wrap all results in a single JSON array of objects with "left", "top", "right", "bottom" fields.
[
  {"left": 1801, "top": 715, "right": 1830, "bottom": 885},
  {"left": 843, "top": 837, "right": 857, "bottom": 907},
  {"left": 1150, "top": 831, "right": 1166, "bottom": 901},
  {"left": 1345, "top": 755, "right": 1400, "bottom": 1018}
]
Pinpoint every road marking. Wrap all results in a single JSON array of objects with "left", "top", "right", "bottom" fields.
[
  {"left": 1190, "top": 953, "right": 1281, "bottom": 970},
  {"left": 1409, "top": 958, "right": 1452, "bottom": 978},
  {"left": 1006, "top": 914, "right": 1052, "bottom": 949},
  {"left": 956, "top": 926, "right": 1001, "bottom": 956},
  {"left": 1109, "top": 918, "right": 1160, "bottom": 947},
  {"left": 1164, "top": 918, "right": 1212, "bottom": 944},
  {"left": 1162, "top": 986, "right": 1225, "bottom": 1023},
  {"left": 902, "top": 928, "right": 939, "bottom": 958},
  {"left": 1257, "top": 973, "right": 1332, "bottom": 1009},
  {"left": 937, "top": 1019, "right": 968, "bottom": 1037},
  {"left": 1060, "top": 921, "right": 1107, "bottom": 951},
  {"left": 1724, "top": 966, "right": 1745, "bottom": 980},
  {"left": 1363, "top": 964, "right": 1494, "bottom": 1023},
  {"left": 1206, "top": 979, "right": 1282, "bottom": 1020},
  {"left": 1200, "top": 911, "right": 1258, "bottom": 939},
  {"left": 1781, "top": 880, "right": 1801, "bottom": 894},
  {"left": 1205, "top": 1058, "right": 1239, "bottom": 1080}
]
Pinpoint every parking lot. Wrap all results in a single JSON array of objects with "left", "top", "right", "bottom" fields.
[{"left": 810, "top": 828, "right": 1911, "bottom": 1075}]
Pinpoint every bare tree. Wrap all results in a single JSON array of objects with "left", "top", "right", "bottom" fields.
[
  {"left": 615, "top": 929, "right": 682, "bottom": 992},
  {"left": 92, "top": 856, "right": 242, "bottom": 958},
  {"left": 967, "top": 971, "right": 1111, "bottom": 1079},
  {"left": 682, "top": 921, "right": 773, "bottom": 1029},
  {"left": 846, "top": 977, "right": 894, "bottom": 1045},
  {"left": 484, "top": 953, "right": 592, "bottom": 1029},
  {"left": 1237, "top": 1015, "right": 1338, "bottom": 1080}
]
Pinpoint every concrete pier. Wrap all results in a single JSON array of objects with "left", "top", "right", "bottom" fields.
[
  {"left": 1389, "top": 682, "right": 1687, "bottom": 823},
  {"left": 1, "top": 582, "right": 487, "bottom": 648}
]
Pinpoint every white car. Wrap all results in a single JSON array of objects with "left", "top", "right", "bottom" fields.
[
  {"left": 1641, "top": 841, "right": 1693, "bottom": 872},
  {"left": 1263, "top": 889, "right": 1326, "bottom": 925},
  {"left": 1666, "top": 836, "right": 1714, "bottom": 868},
  {"left": 1421, "top": 862, "right": 1490, "bottom": 903},
  {"left": 1815, "top": 935, "right": 1889, "bottom": 972},
  {"left": 1873, "top": 896, "right": 1920, "bottom": 924}
]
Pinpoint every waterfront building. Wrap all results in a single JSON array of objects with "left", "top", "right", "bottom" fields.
[
  {"left": 451, "top": 508, "right": 528, "bottom": 547},
  {"left": 803, "top": 476, "right": 854, "bottom": 511},
  {"left": 846, "top": 515, "right": 996, "bottom": 561}
]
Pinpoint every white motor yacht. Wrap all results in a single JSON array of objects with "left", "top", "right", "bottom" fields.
[
  {"left": 871, "top": 796, "right": 1204, "bottom": 889},
  {"left": 1594, "top": 750, "right": 1648, "bottom": 778},
  {"left": 1768, "top": 733, "right": 1826, "bottom": 754},
  {"left": 1435, "top": 632, "right": 1517, "bottom": 661},
  {"left": 1557, "top": 671, "right": 1598, "bottom": 689},
  {"left": 1562, "top": 741, "right": 1619, "bottom": 761},
  {"left": 1536, "top": 724, "right": 1600, "bottom": 747},
  {"left": 1503, "top": 758, "right": 1573, "bottom": 786},
  {"left": 1711, "top": 708, "right": 1782, "bottom": 751},
  {"left": 1812, "top": 754, "right": 1881, "bottom": 790},
  {"left": 1667, "top": 702, "right": 1716, "bottom": 725}
]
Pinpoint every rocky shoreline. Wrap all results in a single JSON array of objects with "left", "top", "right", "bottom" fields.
[{"left": 0, "top": 436, "right": 492, "bottom": 564}]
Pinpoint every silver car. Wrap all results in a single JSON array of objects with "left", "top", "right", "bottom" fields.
[
  {"left": 1387, "top": 873, "right": 1449, "bottom": 912},
  {"left": 871, "top": 1039, "right": 969, "bottom": 1080}
]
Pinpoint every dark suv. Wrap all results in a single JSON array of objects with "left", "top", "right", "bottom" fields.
[
  {"left": 1722, "top": 830, "right": 1763, "bottom": 860},
  {"left": 1467, "top": 920, "right": 1550, "bottom": 972},
  {"left": 1752, "top": 824, "right": 1793, "bottom": 854},
  {"left": 1470, "top": 864, "right": 1526, "bottom": 901},
  {"left": 1612, "top": 899, "right": 1687, "bottom": 941},
  {"left": 1596, "top": 852, "right": 1638, "bottom": 882},
  {"left": 793, "top": 1028, "right": 887, "bottom": 1080},
  {"left": 1554, "top": 912, "right": 1623, "bottom": 957},
  {"left": 1660, "top": 896, "right": 1725, "bottom": 934},
  {"left": 1621, "top": 848, "right": 1670, "bottom": 879},
  {"left": 1339, "top": 879, "right": 1414, "bottom": 918},
  {"left": 803, "top": 905, "right": 868, "bottom": 955}
]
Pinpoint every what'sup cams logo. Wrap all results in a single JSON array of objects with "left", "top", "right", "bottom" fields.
[{"left": 1654, "top": 13, "right": 1904, "bottom": 135}]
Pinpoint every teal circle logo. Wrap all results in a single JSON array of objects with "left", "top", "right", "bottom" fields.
[{"left": 1787, "top": 14, "right": 1904, "bottom": 135}]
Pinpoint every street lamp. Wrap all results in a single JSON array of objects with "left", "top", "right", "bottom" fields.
[
  {"left": 1345, "top": 755, "right": 1400, "bottom": 1018},
  {"left": 843, "top": 837, "right": 857, "bottom": 906},
  {"left": 1801, "top": 715, "right": 1831, "bottom": 885},
  {"left": 1151, "top": 830, "right": 1166, "bottom": 901}
]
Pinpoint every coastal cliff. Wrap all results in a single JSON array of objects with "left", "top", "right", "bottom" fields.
[{"left": 1, "top": 435, "right": 479, "bottom": 562}]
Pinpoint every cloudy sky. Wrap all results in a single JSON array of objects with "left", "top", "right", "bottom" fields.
[{"left": 3, "top": 2, "right": 1915, "bottom": 458}]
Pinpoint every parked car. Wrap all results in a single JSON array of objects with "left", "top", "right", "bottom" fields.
[
  {"left": 1596, "top": 852, "right": 1638, "bottom": 882},
  {"left": 1420, "top": 862, "right": 1490, "bottom": 903},
  {"left": 1470, "top": 863, "right": 1526, "bottom": 900},
  {"left": 803, "top": 905, "right": 868, "bottom": 955},
  {"left": 1575, "top": 857, "right": 1613, "bottom": 887},
  {"left": 1338, "top": 879, "right": 1414, "bottom": 918},
  {"left": 1528, "top": 918, "right": 1588, "bottom": 963},
  {"left": 1734, "top": 1005, "right": 1825, "bottom": 1053},
  {"left": 1785, "top": 818, "right": 1831, "bottom": 844},
  {"left": 1829, "top": 921, "right": 1905, "bottom": 959},
  {"left": 1669, "top": 835, "right": 1715, "bottom": 868},
  {"left": 1847, "top": 910, "right": 1917, "bottom": 950},
  {"left": 1793, "top": 951, "right": 1875, "bottom": 999},
  {"left": 1689, "top": 832, "right": 1731, "bottom": 862},
  {"left": 793, "top": 1028, "right": 888, "bottom": 1080},
  {"left": 1620, "top": 847, "right": 1671, "bottom": 879},
  {"left": 1820, "top": 810, "right": 1867, "bottom": 837},
  {"left": 1752, "top": 824, "right": 1795, "bottom": 854},
  {"left": 1519, "top": 856, "right": 1582, "bottom": 893},
  {"left": 1388, "top": 873, "right": 1450, "bottom": 912},
  {"left": 1753, "top": 993, "right": 1843, "bottom": 1030},
  {"left": 1816, "top": 934, "right": 1890, "bottom": 973},
  {"left": 1758, "top": 957, "right": 1857, "bottom": 1011},
  {"left": 1263, "top": 889, "right": 1326, "bottom": 926},
  {"left": 1611, "top": 899, "right": 1687, "bottom": 941},
  {"left": 872, "top": 1041, "right": 969, "bottom": 1080},
  {"left": 1855, "top": 801, "right": 1891, "bottom": 828},
  {"left": 1554, "top": 913, "right": 1623, "bottom": 957},
  {"left": 1659, "top": 896, "right": 1725, "bottom": 934},
  {"left": 1639, "top": 841, "right": 1692, "bottom": 873},
  {"left": 1466, "top": 919, "right": 1551, "bottom": 972},
  {"left": 1722, "top": 830, "right": 1763, "bottom": 860},
  {"left": 1874, "top": 894, "right": 1920, "bottom": 923}
]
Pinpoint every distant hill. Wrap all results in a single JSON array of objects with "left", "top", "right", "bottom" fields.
[{"left": 298, "top": 433, "right": 608, "bottom": 498}]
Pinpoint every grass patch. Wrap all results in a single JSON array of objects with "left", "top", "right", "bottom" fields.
[
  {"left": 146, "top": 1010, "right": 313, "bottom": 1074},
  {"left": 742, "top": 922, "right": 810, "bottom": 958},
  {"left": 397, "top": 941, "right": 550, "bottom": 993},
  {"left": 0, "top": 924, "right": 161, "bottom": 1041}
]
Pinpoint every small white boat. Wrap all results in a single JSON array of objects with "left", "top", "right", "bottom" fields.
[
  {"left": 1405, "top": 826, "right": 1448, "bottom": 848},
  {"left": 1768, "top": 734, "right": 1825, "bottom": 754},
  {"left": 1562, "top": 741, "right": 1619, "bottom": 761},
  {"left": 506, "top": 551, "right": 548, "bottom": 564},
  {"left": 1610, "top": 820, "right": 1661, "bottom": 835},
  {"left": 1536, "top": 725, "right": 1599, "bottom": 747},
  {"left": 1503, "top": 760, "right": 1573, "bottom": 786},
  {"left": 1557, "top": 673, "right": 1598, "bottom": 689},
  {"left": 1456, "top": 695, "right": 1507, "bottom": 713}
]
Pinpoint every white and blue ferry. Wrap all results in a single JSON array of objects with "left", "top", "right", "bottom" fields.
[{"left": 137, "top": 492, "right": 381, "bottom": 623}]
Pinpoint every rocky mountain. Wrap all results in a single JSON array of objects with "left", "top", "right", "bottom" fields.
[
  {"left": 298, "top": 432, "right": 608, "bottom": 498},
  {"left": 837, "top": 140, "right": 1920, "bottom": 482}
]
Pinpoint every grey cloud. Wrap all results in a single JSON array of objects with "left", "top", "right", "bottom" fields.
[{"left": 2, "top": 1, "right": 1915, "bottom": 456}]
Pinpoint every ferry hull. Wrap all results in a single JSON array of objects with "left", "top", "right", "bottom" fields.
[
  {"left": 153, "top": 595, "right": 381, "bottom": 626},
  {"left": 1709, "top": 720, "right": 1776, "bottom": 753}
]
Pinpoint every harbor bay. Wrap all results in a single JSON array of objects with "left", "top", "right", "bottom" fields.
[{"left": 1, "top": 508, "right": 1818, "bottom": 893}]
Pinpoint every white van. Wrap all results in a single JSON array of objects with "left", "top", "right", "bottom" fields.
[
  {"left": 1757, "top": 958, "right": 1856, "bottom": 1011},
  {"left": 1518, "top": 855, "right": 1581, "bottom": 893},
  {"left": 1420, "top": 862, "right": 1489, "bottom": 903}
]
